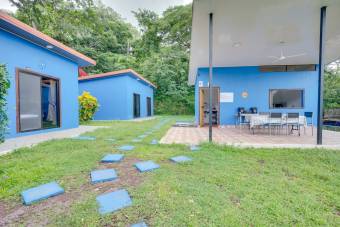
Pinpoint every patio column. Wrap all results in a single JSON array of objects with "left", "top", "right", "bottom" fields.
[
  {"left": 317, "top": 6, "right": 327, "bottom": 145},
  {"left": 208, "top": 13, "right": 214, "bottom": 142}
]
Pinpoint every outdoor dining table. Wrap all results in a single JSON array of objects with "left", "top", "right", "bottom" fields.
[{"left": 247, "top": 114, "right": 307, "bottom": 130}]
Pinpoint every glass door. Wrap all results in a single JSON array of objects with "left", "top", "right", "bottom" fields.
[
  {"left": 18, "top": 70, "right": 60, "bottom": 132},
  {"left": 133, "top": 93, "right": 140, "bottom": 118},
  {"left": 147, "top": 97, "right": 152, "bottom": 117},
  {"left": 18, "top": 72, "right": 42, "bottom": 131}
]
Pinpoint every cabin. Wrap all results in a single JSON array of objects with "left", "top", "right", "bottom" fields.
[
  {"left": 0, "top": 12, "right": 96, "bottom": 138},
  {"left": 78, "top": 69, "right": 155, "bottom": 120},
  {"left": 189, "top": 0, "right": 340, "bottom": 130}
]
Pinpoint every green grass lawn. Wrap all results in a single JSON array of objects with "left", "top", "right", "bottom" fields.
[{"left": 0, "top": 116, "right": 339, "bottom": 226}]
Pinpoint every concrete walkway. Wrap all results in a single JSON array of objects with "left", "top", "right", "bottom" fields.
[{"left": 0, "top": 126, "right": 104, "bottom": 156}]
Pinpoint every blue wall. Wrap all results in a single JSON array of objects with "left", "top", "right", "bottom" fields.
[
  {"left": 195, "top": 66, "right": 318, "bottom": 125},
  {"left": 78, "top": 72, "right": 154, "bottom": 120},
  {"left": 0, "top": 29, "right": 79, "bottom": 138}
]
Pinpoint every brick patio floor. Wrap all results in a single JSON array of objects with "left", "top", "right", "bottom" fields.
[{"left": 160, "top": 126, "right": 340, "bottom": 149}]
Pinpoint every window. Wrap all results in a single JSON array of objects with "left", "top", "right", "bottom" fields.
[
  {"left": 146, "top": 97, "right": 152, "bottom": 117},
  {"left": 133, "top": 93, "right": 140, "bottom": 118},
  {"left": 17, "top": 70, "right": 60, "bottom": 132},
  {"left": 269, "top": 89, "right": 304, "bottom": 109},
  {"left": 260, "top": 64, "right": 316, "bottom": 72}
]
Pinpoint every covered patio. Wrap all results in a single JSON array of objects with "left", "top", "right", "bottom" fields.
[{"left": 160, "top": 126, "right": 340, "bottom": 149}]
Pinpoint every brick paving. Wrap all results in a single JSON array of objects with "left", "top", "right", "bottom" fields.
[{"left": 160, "top": 126, "right": 340, "bottom": 149}]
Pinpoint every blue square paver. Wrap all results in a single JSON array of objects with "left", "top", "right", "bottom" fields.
[
  {"left": 170, "top": 155, "right": 192, "bottom": 163},
  {"left": 73, "top": 136, "right": 96, "bottom": 141},
  {"left": 118, "top": 145, "right": 135, "bottom": 151},
  {"left": 131, "top": 222, "right": 148, "bottom": 227},
  {"left": 101, "top": 154, "right": 124, "bottom": 163},
  {"left": 190, "top": 145, "right": 200, "bottom": 151},
  {"left": 96, "top": 189, "right": 132, "bottom": 214},
  {"left": 150, "top": 139, "right": 158, "bottom": 145},
  {"left": 134, "top": 161, "right": 160, "bottom": 172},
  {"left": 21, "top": 181, "right": 64, "bottom": 205},
  {"left": 91, "top": 169, "right": 117, "bottom": 184}
]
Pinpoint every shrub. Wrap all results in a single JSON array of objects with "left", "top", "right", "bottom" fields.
[
  {"left": 0, "top": 64, "right": 10, "bottom": 143},
  {"left": 78, "top": 91, "right": 99, "bottom": 122}
]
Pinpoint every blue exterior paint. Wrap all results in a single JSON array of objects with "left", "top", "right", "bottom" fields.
[
  {"left": 0, "top": 29, "right": 80, "bottom": 138},
  {"left": 78, "top": 72, "right": 154, "bottom": 120},
  {"left": 195, "top": 66, "right": 318, "bottom": 125}
]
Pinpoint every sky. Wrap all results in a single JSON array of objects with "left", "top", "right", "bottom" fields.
[{"left": 0, "top": 0, "right": 192, "bottom": 27}]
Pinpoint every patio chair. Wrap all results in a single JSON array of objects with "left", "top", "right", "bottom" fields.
[
  {"left": 304, "top": 112, "right": 313, "bottom": 135},
  {"left": 268, "top": 112, "right": 283, "bottom": 135},
  {"left": 237, "top": 107, "right": 250, "bottom": 129},
  {"left": 285, "top": 113, "right": 300, "bottom": 136}
]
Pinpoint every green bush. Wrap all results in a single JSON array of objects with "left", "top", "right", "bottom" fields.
[
  {"left": 0, "top": 64, "right": 10, "bottom": 143},
  {"left": 78, "top": 91, "right": 99, "bottom": 122}
]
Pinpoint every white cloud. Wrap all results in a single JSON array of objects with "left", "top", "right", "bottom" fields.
[{"left": 0, "top": 0, "right": 16, "bottom": 12}]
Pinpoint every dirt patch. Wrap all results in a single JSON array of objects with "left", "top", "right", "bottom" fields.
[
  {"left": 91, "top": 157, "right": 144, "bottom": 194},
  {"left": 257, "top": 159, "right": 265, "bottom": 165},
  {"left": 0, "top": 157, "right": 143, "bottom": 226},
  {"left": 229, "top": 195, "right": 241, "bottom": 207}
]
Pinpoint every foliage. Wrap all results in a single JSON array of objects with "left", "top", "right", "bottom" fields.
[
  {"left": 134, "top": 5, "right": 194, "bottom": 114},
  {"left": 139, "top": 47, "right": 194, "bottom": 114},
  {"left": 0, "top": 64, "right": 10, "bottom": 143},
  {"left": 78, "top": 91, "right": 99, "bottom": 122},
  {"left": 324, "top": 71, "right": 340, "bottom": 109},
  {"left": 11, "top": 1, "right": 194, "bottom": 114},
  {"left": 1, "top": 117, "right": 339, "bottom": 226},
  {"left": 11, "top": 0, "right": 138, "bottom": 74}
]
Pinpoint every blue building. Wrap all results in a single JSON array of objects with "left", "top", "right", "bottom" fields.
[
  {"left": 189, "top": 0, "right": 340, "bottom": 127},
  {"left": 78, "top": 69, "right": 155, "bottom": 120},
  {"left": 195, "top": 66, "right": 318, "bottom": 125},
  {"left": 0, "top": 12, "right": 95, "bottom": 138}
]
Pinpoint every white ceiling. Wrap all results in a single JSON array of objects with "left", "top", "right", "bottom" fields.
[{"left": 188, "top": 0, "right": 340, "bottom": 84}]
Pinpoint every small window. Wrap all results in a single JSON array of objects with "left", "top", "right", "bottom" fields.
[{"left": 269, "top": 89, "right": 304, "bottom": 109}]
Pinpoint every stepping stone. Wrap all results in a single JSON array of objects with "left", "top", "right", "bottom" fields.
[
  {"left": 73, "top": 136, "right": 95, "bottom": 141},
  {"left": 91, "top": 169, "right": 117, "bottom": 184},
  {"left": 170, "top": 156, "right": 192, "bottom": 163},
  {"left": 118, "top": 145, "right": 135, "bottom": 151},
  {"left": 190, "top": 145, "right": 201, "bottom": 151},
  {"left": 150, "top": 139, "right": 158, "bottom": 145},
  {"left": 131, "top": 222, "right": 148, "bottom": 227},
  {"left": 134, "top": 161, "right": 160, "bottom": 172},
  {"left": 101, "top": 154, "right": 124, "bottom": 163},
  {"left": 138, "top": 135, "right": 147, "bottom": 139},
  {"left": 96, "top": 189, "right": 132, "bottom": 215},
  {"left": 21, "top": 181, "right": 64, "bottom": 205},
  {"left": 132, "top": 138, "right": 142, "bottom": 143}
]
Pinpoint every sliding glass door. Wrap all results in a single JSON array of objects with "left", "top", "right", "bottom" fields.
[{"left": 17, "top": 70, "right": 60, "bottom": 132}]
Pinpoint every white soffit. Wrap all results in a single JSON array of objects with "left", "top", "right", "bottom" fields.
[{"left": 188, "top": 0, "right": 340, "bottom": 84}]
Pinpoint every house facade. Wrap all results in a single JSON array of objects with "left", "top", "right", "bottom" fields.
[
  {"left": 0, "top": 12, "right": 95, "bottom": 138},
  {"left": 189, "top": 0, "right": 340, "bottom": 126},
  {"left": 78, "top": 69, "right": 155, "bottom": 120}
]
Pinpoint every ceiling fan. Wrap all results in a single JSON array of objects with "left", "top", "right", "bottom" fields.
[{"left": 268, "top": 50, "right": 306, "bottom": 63}]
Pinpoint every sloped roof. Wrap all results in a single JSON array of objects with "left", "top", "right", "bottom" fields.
[
  {"left": 189, "top": 0, "right": 340, "bottom": 84},
  {"left": 78, "top": 69, "right": 157, "bottom": 88},
  {"left": 0, "top": 11, "right": 96, "bottom": 67}
]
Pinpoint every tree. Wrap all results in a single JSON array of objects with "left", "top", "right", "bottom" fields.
[{"left": 324, "top": 71, "right": 340, "bottom": 109}]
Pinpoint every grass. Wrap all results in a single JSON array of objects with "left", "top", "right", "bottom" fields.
[{"left": 0, "top": 116, "right": 339, "bottom": 226}]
